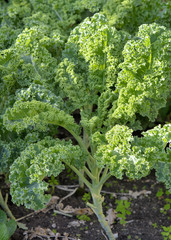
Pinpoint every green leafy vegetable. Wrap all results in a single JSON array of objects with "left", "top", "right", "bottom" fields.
[
  {"left": 0, "top": 210, "right": 17, "bottom": 240},
  {"left": 1, "top": 1, "right": 171, "bottom": 239}
]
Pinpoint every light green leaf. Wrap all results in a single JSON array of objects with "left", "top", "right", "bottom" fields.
[
  {"left": 0, "top": 210, "right": 7, "bottom": 224},
  {"left": 0, "top": 223, "right": 9, "bottom": 240},
  {"left": 4, "top": 100, "right": 80, "bottom": 135},
  {"left": 113, "top": 23, "right": 171, "bottom": 125},
  {"left": 9, "top": 137, "right": 85, "bottom": 210},
  {"left": 6, "top": 219, "right": 17, "bottom": 238}
]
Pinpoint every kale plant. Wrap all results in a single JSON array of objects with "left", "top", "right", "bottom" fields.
[{"left": 2, "top": 13, "right": 171, "bottom": 239}]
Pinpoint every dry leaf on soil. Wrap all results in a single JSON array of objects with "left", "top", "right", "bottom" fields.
[
  {"left": 24, "top": 226, "right": 71, "bottom": 240},
  {"left": 128, "top": 190, "right": 151, "bottom": 199},
  {"left": 67, "top": 220, "right": 86, "bottom": 228},
  {"left": 105, "top": 208, "right": 117, "bottom": 226},
  {"left": 57, "top": 204, "right": 93, "bottom": 215}
]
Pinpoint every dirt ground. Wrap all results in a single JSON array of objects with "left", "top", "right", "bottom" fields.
[{"left": 1, "top": 169, "right": 170, "bottom": 240}]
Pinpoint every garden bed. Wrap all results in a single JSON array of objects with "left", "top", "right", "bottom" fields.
[{"left": 1, "top": 171, "right": 170, "bottom": 240}]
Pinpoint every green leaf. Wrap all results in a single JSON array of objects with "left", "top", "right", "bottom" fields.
[
  {"left": 164, "top": 204, "right": 170, "bottom": 211},
  {"left": 102, "top": 0, "right": 171, "bottom": 34},
  {"left": 156, "top": 161, "right": 171, "bottom": 193},
  {"left": 0, "top": 211, "right": 17, "bottom": 239},
  {"left": 9, "top": 137, "right": 85, "bottom": 210},
  {"left": 113, "top": 24, "right": 171, "bottom": 125},
  {"left": 56, "top": 13, "right": 130, "bottom": 112},
  {"left": 95, "top": 124, "right": 151, "bottom": 179},
  {"left": 124, "top": 200, "right": 131, "bottom": 209},
  {"left": 0, "top": 223, "right": 9, "bottom": 240},
  {"left": 0, "top": 210, "right": 7, "bottom": 224},
  {"left": 156, "top": 188, "right": 164, "bottom": 198},
  {"left": 6, "top": 219, "right": 17, "bottom": 238},
  {"left": 4, "top": 100, "right": 80, "bottom": 135}
]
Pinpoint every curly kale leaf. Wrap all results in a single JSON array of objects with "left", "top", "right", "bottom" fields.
[
  {"left": 111, "top": 23, "right": 171, "bottom": 125},
  {"left": 57, "top": 15, "right": 171, "bottom": 134},
  {"left": 155, "top": 160, "right": 171, "bottom": 193},
  {"left": 15, "top": 84, "right": 64, "bottom": 109},
  {"left": 9, "top": 137, "right": 85, "bottom": 209},
  {"left": 0, "top": 26, "right": 63, "bottom": 119},
  {"left": 12, "top": 26, "right": 63, "bottom": 88},
  {"left": 74, "top": 0, "right": 171, "bottom": 32},
  {"left": 3, "top": 82, "right": 80, "bottom": 134},
  {"left": 94, "top": 124, "right": 170, "bottom": 181},
  {"left": 93, "top": 125, "right": 151, "bottom": 179},
  {"left": 0, "top": 132, "right": 40, "bottom": 174},
  {"left": 6, "top": 0, "right": 90, "bottom": 36},
  {"left": 0, "top": 24, "right": 21, "bottom": 51},
  {"left": 3, "top": 100, "right": 80, "bottom": 135},
  {"left": 136, "top": 124, "right": 171, "bottom": 192},
  {"left": 74, "top": 0, "right": 105, "bottom": 12},
  {"left": 56, "top": 13, "right": 130, "bottom": 134},
  {"left": 102, "top": 0, "right": 171, "bottom": 34}
]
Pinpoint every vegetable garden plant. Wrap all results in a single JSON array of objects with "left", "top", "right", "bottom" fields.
[{"left": 0, "top": 1, "right": 171, "bottom": 240}]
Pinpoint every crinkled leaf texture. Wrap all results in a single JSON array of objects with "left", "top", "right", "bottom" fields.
[
  {"left": 9, "top": 137, "right": 85, "bottom": 210},
  {"left": 15, "top": 84, "right": 64, "bottom": 108},
  {"left": 0, "top": 26, "right": 63, "bottom": 95},
  {"left": 0, "top": 138, "right": 25, "bottom": 174},
  {"left": 156, "top": 160, "right": 171, "bottom": 193},
  {"left": 57, "top": 15, "right": 170, "bottom": 134},
  {"left": 102, "top": 0, "right": 171, "bottom": 33},
  {"left": 56, "top": 13, "right": 130, "bottom": 111},
  {"left": 94, "top": 124, "right": 171, "bottom": 185},
  {"left": 136, "top": 124, "right": 171, "bottom": 192},
  {"left": 3, "top": 85, "right": 80, "bottom": 135},
  {"left": 0, "top": 131, "right": 43, "bottom": 174},
  {"left": 112, "top": 23, "right": 171, "bottom": 124},
  {"left": 94, "top": 125, "right": 151, "bottom": 179}
]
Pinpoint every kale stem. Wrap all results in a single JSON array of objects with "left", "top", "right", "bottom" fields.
[
  {"left": 99, "top": 167, "right": 111, "bottom": 186},
  {"left": 66, "top": 127, "right": 95, "bottom": 167},
  {"left": 67, "top": 164, "right": 92, "bottom": 190},
  {"left": 87, "top": 189, "right": 116, "bottom": 240},
  {"left": 79, "top": 128, "right": 90, "bottom": 188},
  {"left": 85, "top": 166, "right": 115, "bottom": 239},
  {"left": 54, "top": 10, "right": 63, "bottom": 21},
  {"left": 79, "top": 169, "right": 85, "bottom": 188},
  {"left": 83, "top": 166, "right": 96, "bottom": 180},
  {"left": 91, "top": 194, "right": 116, "bottom": 240},
  {"left": 0, "top": 190, "right": 16, "bottom": 221}
]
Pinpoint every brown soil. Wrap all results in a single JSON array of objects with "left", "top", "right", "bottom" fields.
[{"left": 1, "top": 170, "right": 170, "bottom": 240}]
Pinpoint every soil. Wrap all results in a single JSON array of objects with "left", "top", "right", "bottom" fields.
[{"left": 0, "top": 170, "right": 171, "bottom": 240}]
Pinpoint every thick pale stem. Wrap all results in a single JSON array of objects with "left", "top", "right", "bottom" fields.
[
  {"left": 78, "top": 169, "right": 84, "bottom": 188},
  {"left": 89, "top": 192, "right": 116, "bottom": 240},
  {"left": 83, "top": 166, "right": 96, "bottom": 180},
  {"left": 86, "top": 167, "right": 115, "bottom": 240},
  {"left": 68, "top": 162, "right": 115, "bottom": 239}
]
